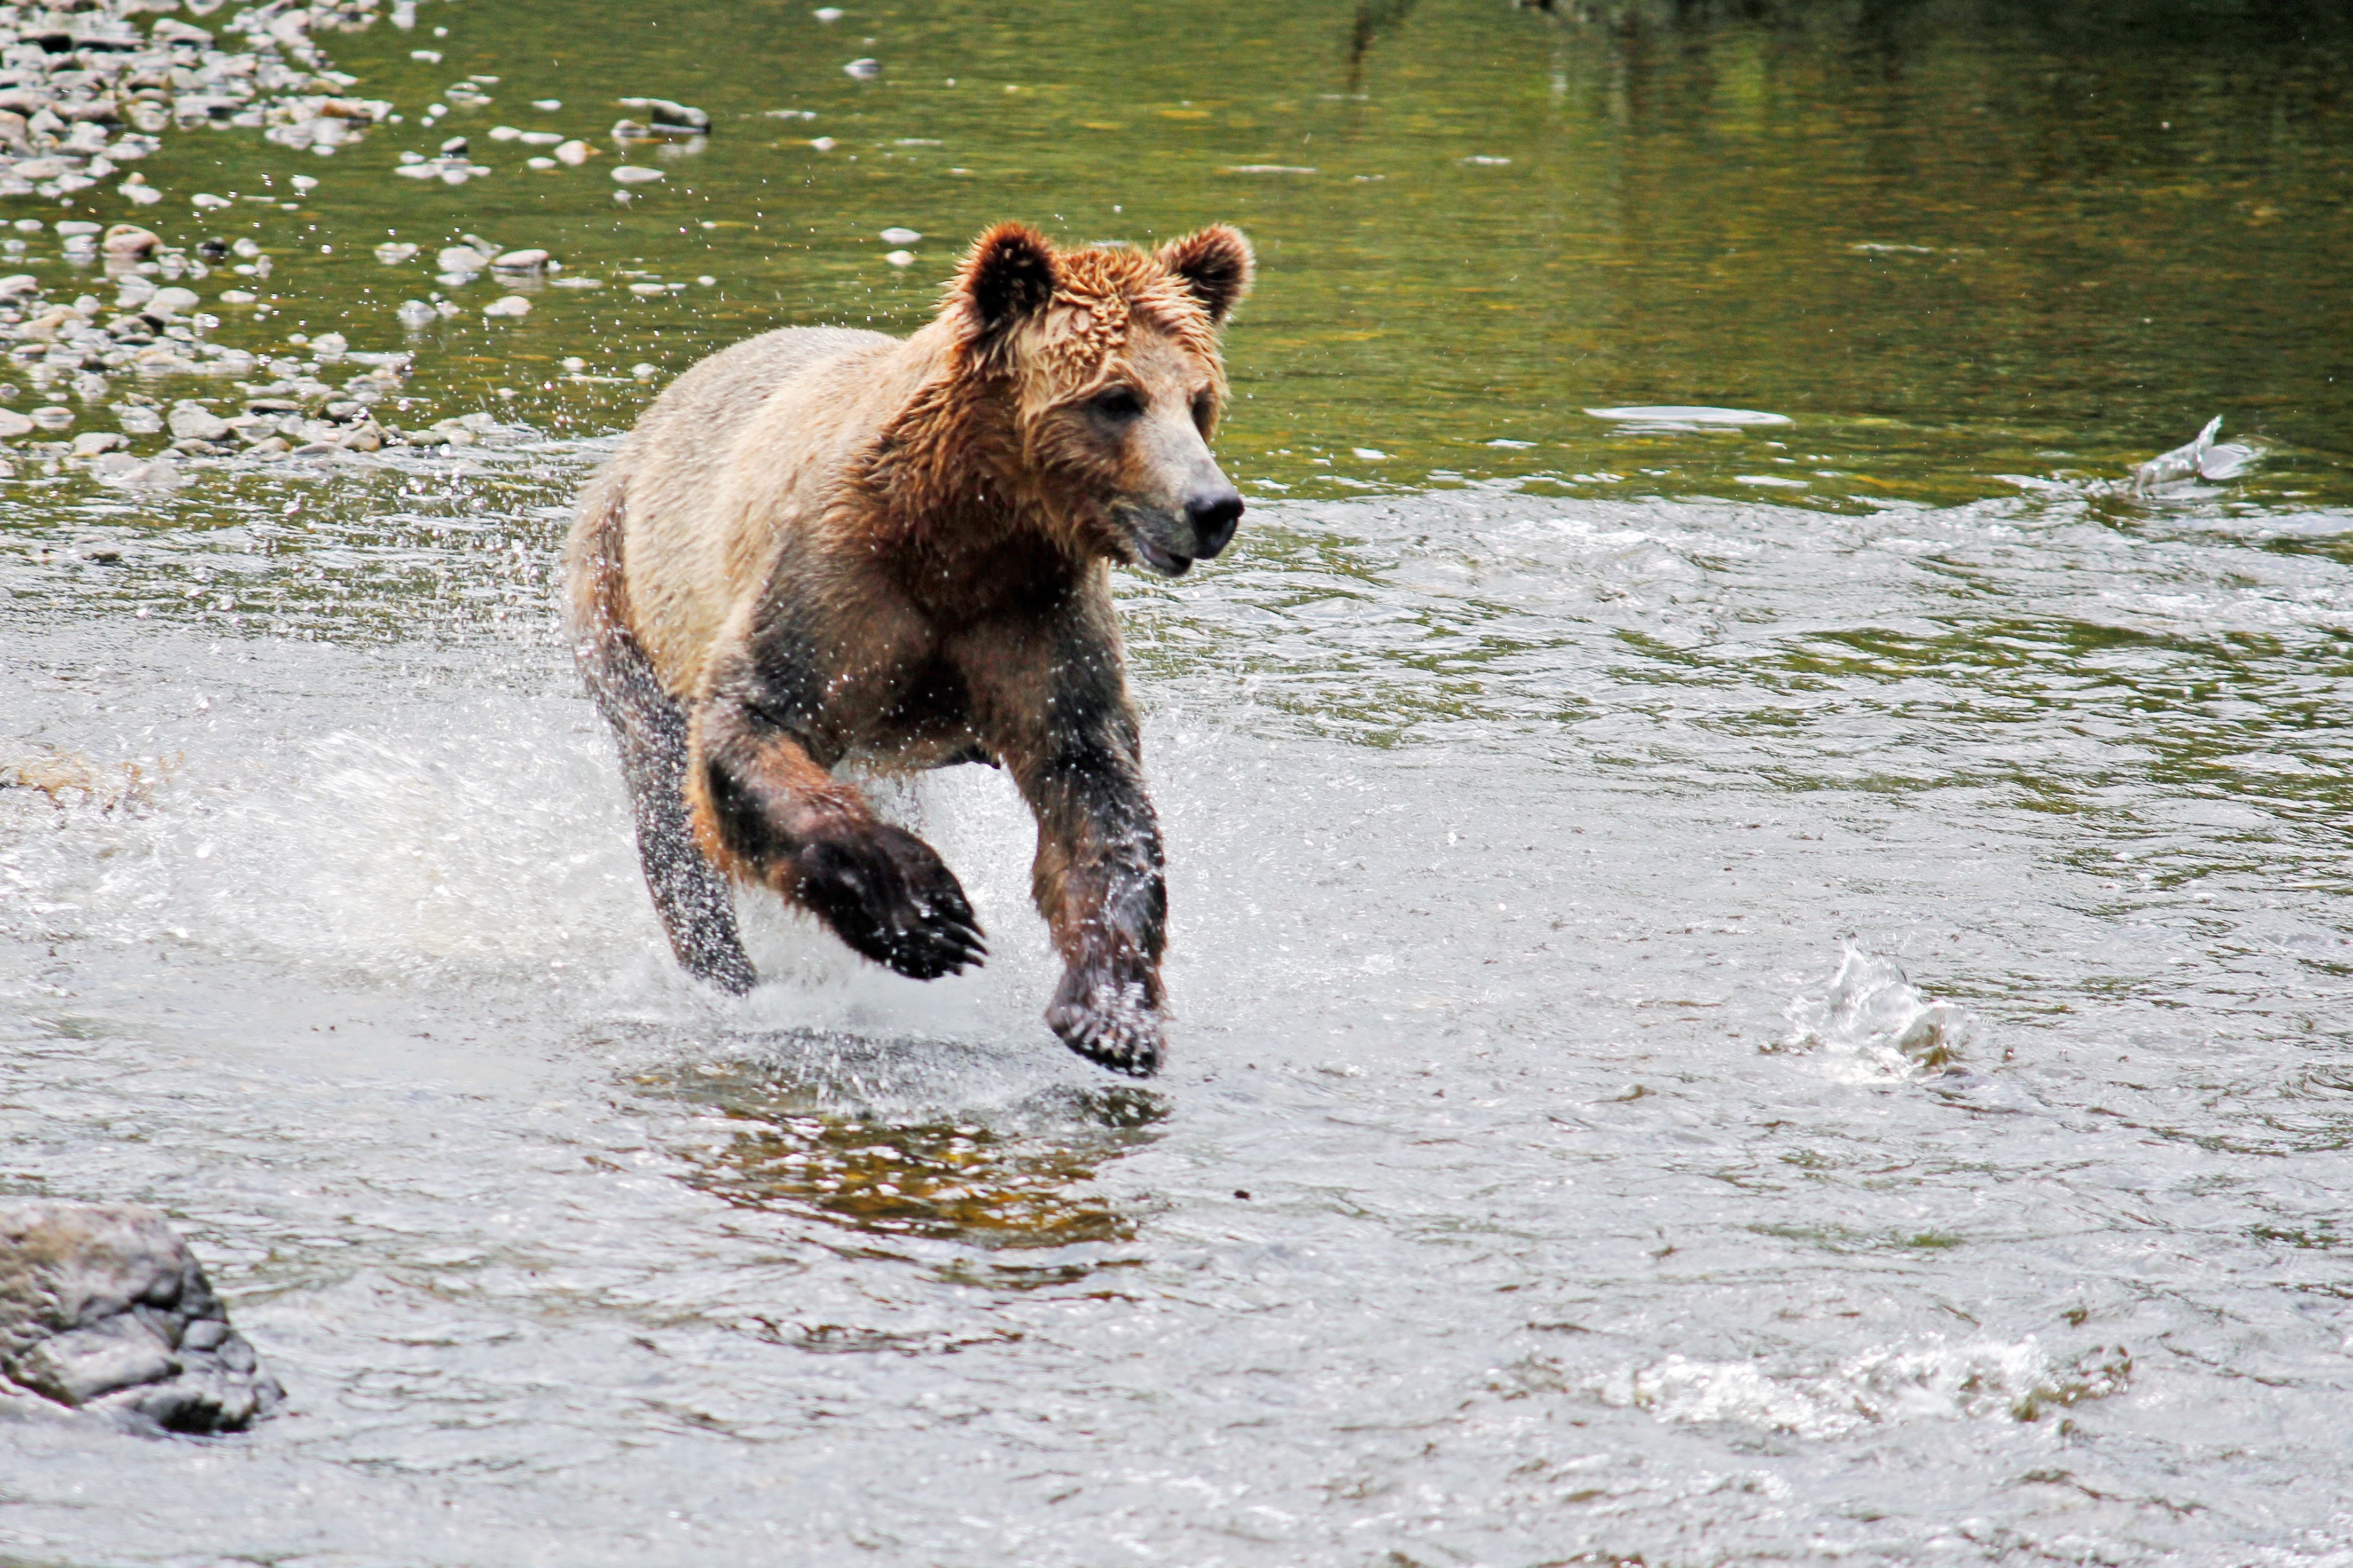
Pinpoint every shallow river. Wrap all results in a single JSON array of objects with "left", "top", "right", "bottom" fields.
[{"left": 5, "top": 2, "right": 2353, "bottom": 1564}]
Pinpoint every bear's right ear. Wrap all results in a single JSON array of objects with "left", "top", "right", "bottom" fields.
[{"left": 955, "top": 223, "right": 1058, "bottom": 341}]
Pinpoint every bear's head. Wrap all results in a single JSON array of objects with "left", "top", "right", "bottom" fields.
[{"left": 945, "top": 221, "right": 1254, "bottom": 578}]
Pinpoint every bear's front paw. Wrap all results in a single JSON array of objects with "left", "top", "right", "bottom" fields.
[
  {"left": 791, "top": 824, "right": 986, "bottom": 980},
  {"left": 1046, "top": 966, "right": 1163, "bottom": 1077}
]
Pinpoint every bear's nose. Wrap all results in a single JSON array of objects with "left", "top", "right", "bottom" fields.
[{"left": 1185, "top": 486, "right": 1244, "bottom": 558}]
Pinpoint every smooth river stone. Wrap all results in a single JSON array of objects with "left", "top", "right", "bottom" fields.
[
  {"left": 101, "top": 224, "right": 160, "bottom": 258},
  {"left": 166, "top": 400, "right": 229, "bottom": 441}
]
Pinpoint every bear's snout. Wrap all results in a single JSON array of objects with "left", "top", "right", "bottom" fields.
[{"left": 1186, "top": 485, "right": 1244, "bottom": 559}]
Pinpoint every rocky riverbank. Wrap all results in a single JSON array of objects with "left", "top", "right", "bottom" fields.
[{"left": 0, "top": 0, "right": 449, "bottom": 482}]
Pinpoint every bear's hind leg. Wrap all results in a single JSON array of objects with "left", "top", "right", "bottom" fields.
[{"left": 586, "top": 634, "right": 759, "bottom": 995}]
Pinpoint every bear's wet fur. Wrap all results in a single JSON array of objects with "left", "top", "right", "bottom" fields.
[{"left": 564, "top": 222, "right": 1254, "bottom": 1075}]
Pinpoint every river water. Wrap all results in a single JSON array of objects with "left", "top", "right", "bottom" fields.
[{"left": 4, "top": 2, "right": 2352, "bottom": 1564}]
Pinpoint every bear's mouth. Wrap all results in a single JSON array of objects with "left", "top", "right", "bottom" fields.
[
  {"left": 1108, "top": 501, "right": 1195, "bottom": 578},
  {"left": 1131, "top": 533, "right": 1193, "bottom": 578}
]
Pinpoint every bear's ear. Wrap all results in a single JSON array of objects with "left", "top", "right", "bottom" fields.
[
  {"left": 1156, "top": 225, "right": 1254, "bottom": 325},
  {"left": 956, "top": 222, "right": 1058, "bottom": 339}
]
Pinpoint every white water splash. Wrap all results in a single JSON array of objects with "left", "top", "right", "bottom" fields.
[
  {"left": 2133, "top": 415, "right": 2262, "bottom": 495},
  {"left": 1774, "top": 946, "right": 1972, "bottom": 1080},
  {"left": 1592, "top": 1336, "right": 2130, "bottom": 1439}
]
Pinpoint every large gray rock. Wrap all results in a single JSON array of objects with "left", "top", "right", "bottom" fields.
[{"left": 0, "top": 1201, "right": 283, "bottom": 1433}]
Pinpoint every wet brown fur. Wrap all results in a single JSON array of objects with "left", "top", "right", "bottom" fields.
[{"left": 564, "top": 223, "right": 1253, "bottom": 1074}]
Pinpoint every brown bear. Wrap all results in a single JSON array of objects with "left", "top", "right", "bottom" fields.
[{"left": 563, "top": 222, "right": 1254, "bottom": 1076}]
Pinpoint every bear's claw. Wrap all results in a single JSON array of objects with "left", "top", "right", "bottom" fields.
[
  {"left": 791, "top": 824, "right": 986, "bottom": 980},
  {"left": 1046, "top": 970, "right": 1163, "bottom": 1077}
]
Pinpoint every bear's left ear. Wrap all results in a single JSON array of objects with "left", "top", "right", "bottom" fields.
[
  {"left": 956, "top": 222, "right": 1058, "bottom": 340},
  {"left": 1155, "top": 225, "right": 1254, "bottom": 326}
]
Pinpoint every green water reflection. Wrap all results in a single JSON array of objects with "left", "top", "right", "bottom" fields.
[{"left": 42, "top": 0, "right": 2344, "bottom": 510}]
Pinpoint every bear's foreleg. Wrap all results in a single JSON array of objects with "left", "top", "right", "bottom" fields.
[
  {"left": 1010, "top": 738, "right": 1168, "bottom": 1077},
  {"left": 686, "top": 695, "right": 986, "bottom": 981},
  {"left": 962, "top": 619, "right": 1169, "bottom": 1075}
]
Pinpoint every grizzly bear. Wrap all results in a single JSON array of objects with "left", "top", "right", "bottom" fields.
[{"left": 563, "top": 222, "right": 1254, "bottom": 1076}]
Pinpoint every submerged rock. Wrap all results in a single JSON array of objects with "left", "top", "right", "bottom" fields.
[
  {"left": 0, "top": 1200, "right": 283, "bottom": 1435},
  {"left": 616, "top": 97, "right": 710, "bottom": 133},
  {"left": 395, "top": 152, "right": 490, "bottom": 184},
  {"left": 0, "top": 751, "right": 154, "bottom": 808},
  {"left": 1584, "top": 405, "right": 1793, "bottom": 431}
]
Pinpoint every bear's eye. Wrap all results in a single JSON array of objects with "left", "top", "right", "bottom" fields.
[
  {"left": 1190, "top": 389, "right": 1215, "bottom": 433},
  {"left": 1089, "top": 387, "right": 1145, "bottom": 424}
]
